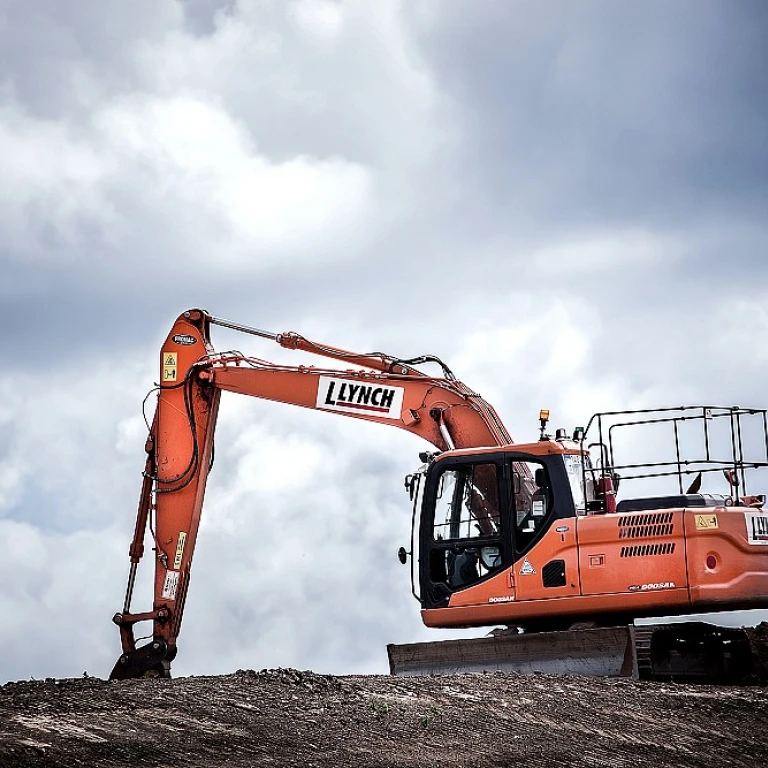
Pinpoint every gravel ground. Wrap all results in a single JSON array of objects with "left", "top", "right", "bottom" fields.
[{"left": 1, "top": 667, "right": 766, "bottom": 768}]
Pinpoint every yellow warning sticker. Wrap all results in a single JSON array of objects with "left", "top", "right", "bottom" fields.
[
  {"left": 163, "top": 352, "right": 178, "bottom": 382},
  {"left": 174, "top": 532, "right": 187, "bottom": 570},
  {"left": 695, "top": 514, "right": 718, "bottom": 530}
]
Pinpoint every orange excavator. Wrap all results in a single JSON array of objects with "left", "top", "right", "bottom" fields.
[{"left": 110, "top": 309, "right": 768, "bottom": 682}]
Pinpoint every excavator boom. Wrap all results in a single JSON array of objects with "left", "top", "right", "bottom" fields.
[{"left": 111, "top": 309, "right": 510, "bottom": 678}]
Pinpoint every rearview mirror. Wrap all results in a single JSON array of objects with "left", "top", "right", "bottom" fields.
[{"left": 404, "top": 474, "right": 415, "bottom": 500}]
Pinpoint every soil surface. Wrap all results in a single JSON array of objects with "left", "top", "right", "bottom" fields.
[{"left": 1, "top": 667, "right": 767, "bottom": 768}]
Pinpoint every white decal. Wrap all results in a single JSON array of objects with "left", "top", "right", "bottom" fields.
[
  {"left": 532, "top": 500, "right": 545, "bottom": 517},
  {"left": 746, "top": 513, "right": 768, "bottom": 546},
  {"left": 629, "top": 582, "right": 676, "bottom": 592},
  {"left": 162, "top": 570, "right": 180, "bottom": 600},
  {"left": 489, "top": 595, "right": 515, "bottom": 603},
  {"left": 519, "top": 557, "right": 536, "bottom": 576},
  {"left": 174, "top": 532, "right": 187, "bottom": 569},
  {"left": 316, "top": 376, "right": 404, "bottom": 420}
]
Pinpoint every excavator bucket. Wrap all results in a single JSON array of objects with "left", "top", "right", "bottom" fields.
[{"left": 109, "top": 640, "right": 172, "bottom": 681}]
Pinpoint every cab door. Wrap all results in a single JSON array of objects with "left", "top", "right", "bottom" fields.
[
  {"left": 418, "top": 455, "right": 513, "bottom": 609},
  {"left": 507, "top": 455, "right": 580, "bottom": 602}
]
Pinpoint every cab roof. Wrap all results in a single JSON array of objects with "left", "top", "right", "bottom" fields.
[{"left": 434, "top": 440, "right": 584, "bottom": 463}]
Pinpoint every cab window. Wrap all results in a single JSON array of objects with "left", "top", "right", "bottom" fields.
[
  {"left": 563, "top": 454, "right": 591, "bottom": 514},
  {"left": 511, "top": 459, "right": 553, "bottom": 555},
  {"left": 429, "top": 462, "right": 504, "bottom": 591},
  {"left": 433, "top": 463, "right": 501, "bottom": 541}
]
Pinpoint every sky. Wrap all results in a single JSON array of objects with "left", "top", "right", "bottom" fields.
[{"left": 1, "top": 0, "right": 767, "bottom": 683}]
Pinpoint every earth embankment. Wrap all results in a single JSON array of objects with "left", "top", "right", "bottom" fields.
[{"left": 1, "top": 667, "right": 767, "bottom": 767}]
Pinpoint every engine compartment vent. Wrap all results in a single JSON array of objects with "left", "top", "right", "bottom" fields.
[
  {"left": 618, "top": 511, "right": 674, "bottom": 539},
  {"left": 620, "top": 542, "right": 676, "bottom": 558}
]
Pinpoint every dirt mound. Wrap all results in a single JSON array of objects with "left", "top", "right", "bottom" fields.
[{"left": 1, "top": 667, "right": 766, "bottom": 767}]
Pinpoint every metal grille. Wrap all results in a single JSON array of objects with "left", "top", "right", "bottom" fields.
[
  {"left": 542, "top": 559, "right": 566, "bottom": 588},
  {"left": 620, "top": 542, "right": 676, "bottom": 558},
  {"left": 618, "top": 512, "right": 674, "bottom": 539}
]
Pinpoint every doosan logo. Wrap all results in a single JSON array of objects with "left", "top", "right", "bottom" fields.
[
  {"left": 628, "top": 582, "right": 676, "bottom": 592},
  {"left": 316, "top": 376, "right": 404, "bottom": 419},
  {"left": 488, "top": 595, "right": 515, "bottom": 604}
]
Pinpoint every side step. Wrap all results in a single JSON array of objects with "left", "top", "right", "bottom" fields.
[{"left": 388, "top": 626, "right": 638, "bottom": 678}]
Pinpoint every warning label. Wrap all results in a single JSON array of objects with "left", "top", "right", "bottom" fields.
[
  {"left": 163, "top": 351, "right": 178, "bottom": 382},
  {"left": 162, "top": 570, "right": 180, "bottom": 600},
  {"left": 519, "top": 557, "right": 536, "bottom": 576},
  {"left": 695, "top": 514, "right": 718, "bottom": 530}
]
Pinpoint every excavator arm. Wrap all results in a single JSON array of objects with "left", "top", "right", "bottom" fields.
[{"left": 110, "top": 309, "right": 511, "bottom": 679}]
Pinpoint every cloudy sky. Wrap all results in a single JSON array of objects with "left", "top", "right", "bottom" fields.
[{"left": 1, "top": 0, "right": 767, "bottom": 683}]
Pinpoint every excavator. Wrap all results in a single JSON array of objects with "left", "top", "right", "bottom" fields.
[{"left": 110, "top": 309, "right": 768, "bottom": 682}]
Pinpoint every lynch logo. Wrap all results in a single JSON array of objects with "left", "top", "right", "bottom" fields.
[
  {"left": 746, "top": 513, "right": 768, "bottom": 546},
  {"left": 316, "top": 376, "right": 404, "bottom": 419}
]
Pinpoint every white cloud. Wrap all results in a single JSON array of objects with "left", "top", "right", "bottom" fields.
[
  {"left": 0, "top": 519, "right": 129, "bottom": 680},
  {"left": 0, "top": 461, "right": 26, "bottom": 514},
  {"left": 0, "top": 105, "right": 117, "bottom": 262},
  {"left": 98, "top": 94, "right": 375, "bottom": 262},
  {"left": 289, "top": 0, "right": 345, "bottom": 43},
  {"left": 0, "top": 93, "right": 374, "bottom": 273}
]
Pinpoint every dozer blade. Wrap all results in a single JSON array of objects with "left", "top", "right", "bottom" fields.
[{"left": 388, "top": 626, "right": 638, "bottom": 678}]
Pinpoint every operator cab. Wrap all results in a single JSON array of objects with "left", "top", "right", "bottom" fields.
[
  {"left": 402, "top": 405, "right": 768, "bottom": 614},
  {"left": 403, "top": 413, "right": 591, "bottom": 609}
]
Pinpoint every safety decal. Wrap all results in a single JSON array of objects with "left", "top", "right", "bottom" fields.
[
  {"left": 162, "top": 570, "right": 180, "bottom": 600},
  {"left": 694, "top": 514, "right": 718, "bottom": 530},
  {"left": 519, "top": 557, "right": 536, "bottom": 576},
  {"left": 746, "top": 513, "right": 768, "bottom": 546},
  {"left": 174, "top": 532, "right": 187, "bottom": 570},
  {"left": 316, "top": 376, "right": 404, "bottom": 420},
  {"left": 162, "top": 352, "right": 178, "bottom": 382},
  {"left": 172, "top": 334, "right": 197, "bottom": 346}
]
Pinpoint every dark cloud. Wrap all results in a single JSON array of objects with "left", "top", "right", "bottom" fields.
[
  {"left": 409, "top": 0, "right": 768, "bottom": 232},
  {"left": 180, "top": 0, "right": 237, "bottom": 34},
  {"left": 0, "top": 0, "right": 183, "bottom": 118}
]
